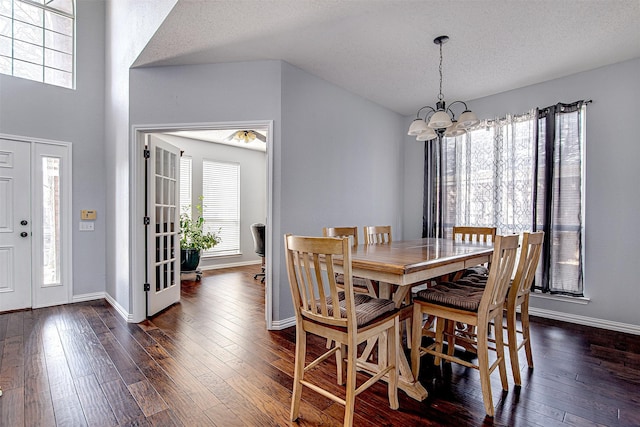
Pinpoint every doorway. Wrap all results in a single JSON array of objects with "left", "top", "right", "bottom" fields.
[
  {"left": 130, "top": 121, "right": 273, "bottom": 324},
  {"left": 0, "top": 135, "right": 73, "bottom": 312}
]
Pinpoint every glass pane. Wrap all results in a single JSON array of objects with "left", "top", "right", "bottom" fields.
[
  {"left": 42, "top": 156, "right": 61, "bottom": 286},
  {"left": 44, "top": 66, "right": 70, "bottom": 88},
  {"left": 155, "top": 147, "right": 162, "bottom": 175},
  {"left": 45, "top": 29, "right": 72, "bottom": 53},
  {"left": 14, "top": 58, "right": 42, "bottom": 81},
  {"left": 15, "top": 1, "right": 43, "bottom": 26},
  {"left": 0, "top": 34, "right": 11, "bottom": 56},
  {"left": 44, "top": 10, "right": 71, "bottom": 35},
  {"left": 0, "top": 55, "right": 10, "bottom": 74},
  {"left": 44, "top": 47, "right": 71, "bottom": 71},
  {"left": 0, "top": 0, "right": 12, "bottom": 18},
  {"left": 14, "top": 20, "right": 43, "bottom": 45},
  {"left": 46, "top": 0, "right": 74, "bottom": 15},
  {"left": 167, "top": 179, "right": 174, "bottom": 206},
  {"left": 14, "top": 38, "right": 43, "bottom": 64},
  {"left": 0, "top": 15, "right": 11, "bottom": 36}
]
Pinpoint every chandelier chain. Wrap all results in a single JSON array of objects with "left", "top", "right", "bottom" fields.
[{"left": 438, "top": 41, "right": 444, "bottom": 101}]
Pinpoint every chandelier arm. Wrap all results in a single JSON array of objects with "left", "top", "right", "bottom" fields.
[
  {"left": 415, "top": 105, "right": 436, "bottom": 119},
  {"left": 446, "top": 101, "right": 470, "bottom": 119}
]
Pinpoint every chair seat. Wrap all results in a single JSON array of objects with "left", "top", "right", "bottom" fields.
[
  {"left": 335, "top": 273, "right": 374, "bottom": 290},
  {"left": 455, "top": 273, "right": 488, "bottom": 288},
  {"left": 319, "top": 292, "right": 396, "bottom": 326},
  {"left": 415, "top": 282, "right": 484, "bottom": 312},
  {"left": 462, "top": 265, "right": 489, "bottom": 277}
]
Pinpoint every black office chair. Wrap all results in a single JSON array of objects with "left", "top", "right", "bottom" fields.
[{"left": 250, "top": 223, "right": 266, "bottom": 283}]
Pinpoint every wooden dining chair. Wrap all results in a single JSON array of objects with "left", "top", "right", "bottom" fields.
[
  {"left": 323, "top": 227, "right": 378, "bottom": 349},
  {"left": 284, "top": 234, "right": 399, "bottom": 427},
  {"left": 450, "top": 231, "right": 544, "bottom": 385},
  {"left": 322, "top": 227, "right": 377, "bottom": 297},
  {"left": 363, "top": 225, "right": 392, "bottom": 245},
  {"left": 411, "top": 234, "right": 519, "bottom": 417},
  {"left": 451, "top": 226, "right": 497, "bottom": 279},
  {"left": 504, "top": 231, "right": 544, "bottom": 386}
]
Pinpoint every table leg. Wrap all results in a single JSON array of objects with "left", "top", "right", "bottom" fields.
[{"left": 356, "top": 283, "right": 428, "bottom": 401}]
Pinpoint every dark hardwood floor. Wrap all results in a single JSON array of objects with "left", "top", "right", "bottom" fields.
[{"left": 1, "top": 265, "right": 639, "bottom": 426}]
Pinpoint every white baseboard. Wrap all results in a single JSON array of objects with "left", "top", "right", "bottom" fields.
[
  {"left": 104, "top": 293, "right": 134, "bottom": 322},
  {"left": 199, "top": 260, "right": 261, "bottom": 270},
  {"left": 72, "top": 292, "right": 106, "bottom": 303},
  {"left": 270, "top": 316, "right": 296, "bottom": 330},
  {"left": 528, "top": 307, "right": 640, "bottom": 336}
]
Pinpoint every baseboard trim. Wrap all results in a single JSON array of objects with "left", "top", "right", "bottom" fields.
[
  {"left": 199, "top": 260, "right": 261, "bottom": 270},
  {"left": 104, "top": 293, "right": 134, "bottom": 322},
  {"left": 528, "top": 307, "right": 640, "bottom": 336},
  {"left": 270, "top": 316, "right": 296, "bottom": 330},
  {"left": 72, "top": 292, "right": 106, "bottom": 303}
]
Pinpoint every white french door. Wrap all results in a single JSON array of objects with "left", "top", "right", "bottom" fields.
[
  {"left": 0, "top": 139, "right": 32, "bottom": 311},
  {"left": 146, "top": 136, "right": 181, "bottom": 316},
  {"left": 0, "top": 137, "right": 72, "bottom": 312}
]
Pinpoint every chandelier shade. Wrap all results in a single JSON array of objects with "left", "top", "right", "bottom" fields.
[
  {"left": 408, "top": 35, "right": 480, "bottom": 141},
  {"left": 416, "top": 128, "right": 438, "bottom": 141},
  {"left": 428, "top": 110, "right": 453, "bottom": 129},
  {"left": 408, "top": 118, "right": 429, "bottom": 136}
]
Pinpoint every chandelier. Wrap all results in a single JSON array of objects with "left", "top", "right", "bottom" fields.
[{"left": 407, "top": 35, "right": 480, "bottom": 141}]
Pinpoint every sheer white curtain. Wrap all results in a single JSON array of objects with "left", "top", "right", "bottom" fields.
[
  {"left": 440, "top": 110, "right": 537, "bottom": 238},
  {"left": 427, "top": 103, "right": 585, "bottom": 295}
]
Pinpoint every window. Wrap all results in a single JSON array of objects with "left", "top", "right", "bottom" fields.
[
  {"left": 42, "top": 155, "right": 60, "bottom": 285},
  {"left": 179, "top": 156, "right": 192, "bottom": 216},
  {"left": 428, "top": 101, "right": 586, "bottom": 296},
  {"left": 202, "top": 160, "right": 240, "bottom": 257},
  {"left": 0, "top": 0, "right": 75, "bottom": 88}
]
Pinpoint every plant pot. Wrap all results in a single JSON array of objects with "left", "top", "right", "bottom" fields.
[{"left": 181, "top": 248, "right": 201, "bottom": 272}]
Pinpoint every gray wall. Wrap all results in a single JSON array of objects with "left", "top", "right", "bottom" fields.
[
  {"left": 277, "top": 61, "right": 405, "bottom": 319},
  {"left": 105, "top": 0, "right": 176, "bottom": 314},
  {"left": 153, "top": 133, "right": 267, "bottom": 268},
  {"left": 403, "top": 58, "right": 640, "bottom": 328},
  {"left": 0, "top": 0, "right": 106, "bottom": 298},
  {"left": 129, "top": 60, "right": 406, "bottom": 322}
]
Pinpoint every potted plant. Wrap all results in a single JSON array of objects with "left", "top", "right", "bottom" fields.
[{"left": 180, "top": 198, "right": 221, "bottom": 275}]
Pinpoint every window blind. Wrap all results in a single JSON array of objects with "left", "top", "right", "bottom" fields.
[
  {"left": 179, "top": 156, "right": 192, "bottom": 217},
  {"left": 202, "top": 160, "right": 240, "bottom": 256}
]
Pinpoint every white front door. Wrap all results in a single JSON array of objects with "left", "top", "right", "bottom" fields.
[
  {"left": 0, "top": 139, "right": 32, "bottom": 311},
  {"left": 146, "top": 137, "right": 181, "bottom": 316}
]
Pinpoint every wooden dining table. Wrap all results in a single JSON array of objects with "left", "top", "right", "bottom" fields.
[{"left": 333, "top": 237, "right": 494, "bottom": 401}]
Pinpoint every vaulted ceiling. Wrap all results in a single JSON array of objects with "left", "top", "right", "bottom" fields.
[{"left": 134, "top": 0, "right": 640, "bottom": 116}]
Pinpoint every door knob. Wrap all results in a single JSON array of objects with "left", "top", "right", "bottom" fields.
[{"left": 20, "top": 232, "right": 29, "bottom": 237}]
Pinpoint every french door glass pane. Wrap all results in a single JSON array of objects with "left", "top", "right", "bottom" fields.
[{"left": 42, "top": 156, "right": 60, "bottom": 285}]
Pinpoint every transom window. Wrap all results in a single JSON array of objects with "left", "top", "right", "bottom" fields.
[{"left": 0, "top": 0, "right": 75, "bottom": 89}]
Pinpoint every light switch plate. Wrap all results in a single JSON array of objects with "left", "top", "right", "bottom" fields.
[{"left": 79, "top": 222, "right": 94, "bottom": 231}]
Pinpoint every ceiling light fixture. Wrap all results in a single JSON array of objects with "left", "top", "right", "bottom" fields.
[
  {"left": 234, "top": 130, "right": 257, "bottom": 143},
  {"left": 408, "top": 35, "right": 480, "bottom": 141}
]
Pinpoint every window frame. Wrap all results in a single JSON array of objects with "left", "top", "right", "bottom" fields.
[{"left": 0, "top": 0, "right": 76, "bottom": 89}]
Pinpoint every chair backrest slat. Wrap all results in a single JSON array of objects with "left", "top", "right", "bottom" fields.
[
  {"left": 452, "top": 226, "right": 497, "bottom": 244},
  {"left": 479, "top": 234, "right": 520, "bottom": 315},
  {"left": 364, "top": 225, "right": 392, "bottom": 245},
  {"left": 510, "top": 231, "right": 544, "bottom": 302},
  {"left": 323, "top": 226, "right": 359, "bottom": 246}
]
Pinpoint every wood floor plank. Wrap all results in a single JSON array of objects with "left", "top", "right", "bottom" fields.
[
  {"left": 126, "top": 379, "right": 167, "bottom": 418},
  {"left": 0, "top": 387, "right": 25, "bottom": 427},
  {"left": 100, "top": 378, "right": 146, "bottom": 424},
  {"left": 0, "top": 335, "right": 24, "bottom": 391},
  {"left": 74, "top": 374, "right": 119, "bottom": 427}
]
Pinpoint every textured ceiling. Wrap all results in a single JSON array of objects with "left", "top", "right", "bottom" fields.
[{"left": 134, "top": 0, "right": 640, "bottom": 116}]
